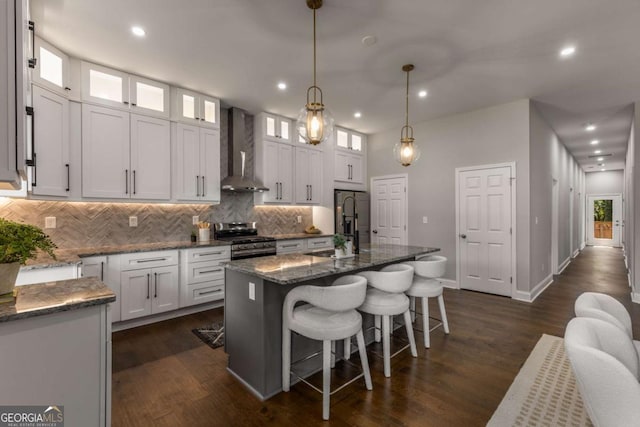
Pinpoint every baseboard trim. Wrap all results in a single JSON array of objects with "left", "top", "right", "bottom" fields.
[
  {"left": 440, "top": 278, "right": 459, "bottom": 289},
  {"left": 113, "top": 300, "right": 224, "bottom": 332},
  {"left": 512, "top": 274, "right": 553, "bottom": 303},
  {"left": 580, "top": 242, "right": 586, "bottom": 251},
  {"left": 558, "top": 257, "right": 571, "bottom": 274},
  {"left": 632, "top": 293, "right": 640, "bottom": 304},
  {"left": 572, "top": 248, "right": 580, "bottom": 258}
]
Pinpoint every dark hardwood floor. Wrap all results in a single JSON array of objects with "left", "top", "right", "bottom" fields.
[{"left": 112, "top": 246, "right": 638, "bottom": 426}]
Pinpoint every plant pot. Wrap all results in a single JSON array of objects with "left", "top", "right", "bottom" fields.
[
  {"left": 0, "top": 262, "right": 20, "bottom": 295},
  {"left": 334, "top": 241, "right": 353, "bottom": 259}
]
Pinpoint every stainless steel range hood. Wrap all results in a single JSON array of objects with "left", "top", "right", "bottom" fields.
[{"left": 221, "top": 108, "right": 269, "bottom": 192}]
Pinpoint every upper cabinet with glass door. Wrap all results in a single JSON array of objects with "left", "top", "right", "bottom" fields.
[
  {"left": 32, "top": 37, "right": 70, "bottom": 97},
  {"left": 81, "top": 61, "right": 170, "bottom": 118},
  {"left": 259, "top": 112, "right": 292, "bottom": 143},
  {"left": 172, "top": 88, "right": 219, "bottom": 129},
  {"left": 335, "top": 126, "right": 364, "bottom": 153}
]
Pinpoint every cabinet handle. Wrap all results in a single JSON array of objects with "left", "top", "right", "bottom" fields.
[
  {"left": 123, "top": 101, "right": 129, "bottom": 105},
  {"left": 146, "top": 273, "right": 150, "bottom": 299},
  {"left": 196, "top": 251, "right": 223, "bottom": 257},
  {"left": 65, "top": 164, "right": 70, "bottom": 192},
  {"left": 200, "top": 268, "right": 223, "bottom": 274},
  {"left": 154, "top": 272, "right": 158, "bottom": 298},
  {"left": 25, "top": 106, "right": 36, "bottom": 171},
  {"left": 64, "top": 87, "right": 71, "bottom": 91},
  {"left": 310, "top": 185, "right": 312, "bottom": 201},
  {"left": 28, "top": 21, "right": 36, "bottom": 68},
  {"left": 312, "top": 241, "right": 326, "bottom": 245},
  {"left": 202, "top": 176, "right": 206, "bottom": 197},
  {"left": 100, "top": 261, "right": 104, "bottom": 281},
  {"left": 131, "top": 103, "right": 137, "bottom": 107},
  {"left": 135, "top": 257, "right": 168, "bottom": 263},
  {"left": 198, "top": 289, "right": 222, "bottom": 296},
  {"left": 196, "top": 175, "right": 200, "bottom": 197},
  {"left": 125, "top": 169, "right": 129, "bottom": 194},
  {"left": 132, "top": 170, "right": 136, "bottom": 195}
]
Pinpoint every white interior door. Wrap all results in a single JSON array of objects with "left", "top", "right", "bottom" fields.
[
  {"left": 586, "top": 194, "right": 622, "bottom": 247},
  {"left": 457, "top": 165, "right": 513, "bottom": 296},
  {"left": 370, "top": 175, "right": 407, "bottom": 245}
]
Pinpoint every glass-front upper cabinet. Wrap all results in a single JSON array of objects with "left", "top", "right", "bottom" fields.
[
  {"left": 33, "top": 37, "right": 69, "bottom": 96},
  {"left": 262, "top": 113, "right": 291, "bottom": 143},
  {"left": 129, "top": 75, "right": 170, "bottom": 118},
  {"left": 335, "top": 126, "right": 364, "bottom": 152},
  {"left": 173, "top": 88, "right": 219, "bottom": 128},
  {"left": 81, "top": 61, "right": 129, "bottom": 109}
]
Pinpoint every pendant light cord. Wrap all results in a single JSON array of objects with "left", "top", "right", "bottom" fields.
[
  {"left": 405, "top": 69, "right": 410, "bottom": 128},
  {"left": 313, "top": 7, "right": 317, "bottom": 103}
]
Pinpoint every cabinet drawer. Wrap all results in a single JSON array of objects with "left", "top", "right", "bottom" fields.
[
  {"left": 187, "top": 262, "right": 225, "bottom": 284},
  {"left": 183, "top": 280, "right": 224, "bottom": 307},
  {"left": 184, "top": 246, "right": 230, "bottom": 263},
  {"left": 305, "top": 237, "right": 333, "bottom": 251},
  {"left": 120, "top": 250, "right": 178, "bottom": 271},
  {"left": 276, "top": 239, "right": 305, "bottom": 254}
]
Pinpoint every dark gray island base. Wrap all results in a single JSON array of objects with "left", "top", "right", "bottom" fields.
[{"left": 224, "top": 244, "right": 439, "bottom": 399}]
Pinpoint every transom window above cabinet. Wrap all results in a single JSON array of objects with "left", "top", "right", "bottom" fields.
[
  {"left": 173, "top": 88, "right": 219, "bottom": 129},
  {"left": 32, "top": 37, "right": 70, "bottom": 96},
  {"left": 335, "top": 127, "right": 364, "bottom": 152},
  {"left": 81, "top": 61, "right": 171, "bottom": 119}
]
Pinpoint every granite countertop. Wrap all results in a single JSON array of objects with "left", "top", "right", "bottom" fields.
[
  {"left": 266, "top": 233, "right": 334, "bottom": 241},
  {"left": 0, "top": 277, "right": 116, "bottom": 323},
  {"left": 224, "top": 244, "right": 439, "bottom": 285},
  {"left": 22, "top": 240, "right": 232, "bottom": 271}
]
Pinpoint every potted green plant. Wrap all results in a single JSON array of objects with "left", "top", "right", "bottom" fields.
[
  {"left": 333, "top": 234, "right": 352, "bottom": 258},
  {"left": 0, "top": 218, "right": 57, "bottom": 295}
]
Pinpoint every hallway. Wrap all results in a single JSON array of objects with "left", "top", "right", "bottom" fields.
[{"left": 111, "top": 246, "right": 636, "bottom": 426}]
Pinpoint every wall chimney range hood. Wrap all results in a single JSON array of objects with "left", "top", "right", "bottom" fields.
[{"left": 221, "top": 108, "right": 268, "bottom": 193}]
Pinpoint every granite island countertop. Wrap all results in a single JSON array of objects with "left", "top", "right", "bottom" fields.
[
  {"left": 265, "top": 233, "right": 334, "bottom": 241},
  {"left": 0, "top": 277, "right": 116, "bottom": 323},
  {"left": 224, "top": 244, "right": 439, "bottom": 285},
  {"left": 22, "top": 240, "right": 232, "bottom": 271}
]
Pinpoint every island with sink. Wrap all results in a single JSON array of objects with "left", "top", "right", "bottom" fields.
[{"left": 223, "top": 243, "right": 439, "bottom": 399}]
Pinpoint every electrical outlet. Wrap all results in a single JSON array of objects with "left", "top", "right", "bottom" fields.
[
  {"left": 297, "top": 216, "right": 302, "bottom": 224},
  {"left": 192, "top": 215, "right": 199, "bottom": 225},
  {"left": 44, "top": 217, "right": 56, "bottom": 229},
  {"left": 249, "top": 282, "right": 255, "bottom": 301},
  {"left": 129, "top": 216, "right": 138, "bottom": 227},
  {"left": 422, "top": 216, "right": 428, "bottom": 224}
]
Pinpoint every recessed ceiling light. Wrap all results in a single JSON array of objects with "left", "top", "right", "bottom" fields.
[
  {"left": 594, "top": 150, "right": 601, "bottom": 154},
  {"left": 354, "top": 112, "right": 362, "bottom": 118},
  {"left": 597, "top": 157, "right": 604, "bottom": 161},
  {"left": 585, "top": 124, "right": 596, "bottom": 132},
  {"left": 560, "top": 45, "right": 576, "bottom": 58},
  {"left": 131, "top": 26, "right": 146, "bottom": 37},
  {"left": 590, "top": 139, "right": 599, "bottom": 145},
  {"left": 418, "top": 90, "right": 428, "bottom": 98},
  {"left": 361, "top": 35, "right": 377, "bottom": 47},
  {"left": 601, "top": 169, "right": 606, "bottom": 172},
  {"left": 277, "top": 82, "right": 287, "bottom": 90}
]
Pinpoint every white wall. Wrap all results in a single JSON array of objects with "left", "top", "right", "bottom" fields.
[
  {"left": 367, "top": 99, "right": 531, "bottom": 291},
  {"left": 585, "top": 170, "right": 624, "bottom": 195}
]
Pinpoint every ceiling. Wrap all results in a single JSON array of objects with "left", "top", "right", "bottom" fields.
[{"left": 31, "top": 0, "right": 640, "bottom": 172}]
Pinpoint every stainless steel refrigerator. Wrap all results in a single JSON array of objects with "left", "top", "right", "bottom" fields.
[{"left": 335, "top": 190, "right": 370, "bottom": 252}]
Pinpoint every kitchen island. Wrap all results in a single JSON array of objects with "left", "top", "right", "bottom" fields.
[{"left": 224, "top": 244, "right": 438, "bottom": 399}]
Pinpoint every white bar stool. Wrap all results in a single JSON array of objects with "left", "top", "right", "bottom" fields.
[
  {"left": 404, "top": 255, "right": 450, "bottom": 348},
  {"left": 282, "top": 275, "right": 372, "bottom": 420},
  {"left": 356, "top": 263, "right": 418, "bottom": 378}
]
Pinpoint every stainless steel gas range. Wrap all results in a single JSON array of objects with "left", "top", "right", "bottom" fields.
[{"left": 213, "top": 222, "right": 276, "bottom": 260}]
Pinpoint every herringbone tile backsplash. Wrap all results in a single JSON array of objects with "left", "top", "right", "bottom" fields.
[{"left": 0, "top": 108, "right": 313, "bottom": 250}]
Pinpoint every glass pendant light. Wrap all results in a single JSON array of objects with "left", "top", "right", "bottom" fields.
[
  {"left": 393, "top": 64, "right": 421, "bottom": 166},
  {"left": 297, "top": 0, "right": 333, "bottom": 145}
]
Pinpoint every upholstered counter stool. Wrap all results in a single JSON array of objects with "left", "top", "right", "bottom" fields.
[
  {"left": 404, "top": 255, "right": 450, "bottom": 348},
  {"left": 356, "top": 263, "right": 418, "bottom": 378},
  {"left": 282, "top": 275, "right": 372, "bottom": 420},
  {"left": 574, "top": 291, "right": 640, "bottom": 357}
]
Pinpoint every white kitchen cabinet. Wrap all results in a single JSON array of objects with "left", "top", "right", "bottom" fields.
[
  {"left": 180, "top": 246, "right": 230, "bottom": 307},
  {"left": 31, "top": 85, "right": 70, "bottom": 196},
  {"left": 80, "top": 255, "right": 121, "bottom": 322},
  {"left": 0, "top": 0, "right": 28, "bottom": 190},
  {"left": 335, "top": 127, "right": 364, "bottom": 153},
  {"left": 81, "top": 61, "right": 129, "bottom": 110},
  {"left": 16, "top": 263, "right": 78, "bottom": 286},
  {"left": 276, "top": 239, "right": 305, "bottom": 254},
  {"left": 120, "top": 250, "right": 179, "bottom": 321},
  {"left": 33, "top": 36, "right": 70, "bottom": 96},
  {"left": 82, "top": 104, "right": 171, "bottom": 200},
  {"left": 258, "top": 140, "right": 293, "bottom": 204},
  {"left": 173, "top": 123, "right": 221, "bottom": 203},
  {"left": 305, "top": 236, "right": 333, "bottom": 252},
  {"left": 258, "top": 112, "right": 292, "bottom": 143},
  {"left": 129, "top": 75, "right": 170, "bottom": 119},
  {"left": 335, "top": 151, "right": 363, "bottom": 184},
  {"left": 130, "top": 113, "right": 171, "bottom": 200},
  {"left": 294, "top": 146, "right": 322, "bottom": 204},
  {"left": 173, "top": 87, "right": 219, "bottom": 128}
]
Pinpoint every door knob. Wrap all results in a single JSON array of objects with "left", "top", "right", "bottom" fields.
[
  {"left": 372, "top": 230, "right": 378, "bottom": 234},
  {"left": 460, "top": 234, "right": 467, "bottom": 239}
]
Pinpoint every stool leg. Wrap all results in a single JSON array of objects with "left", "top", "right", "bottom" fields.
[
  {"left": 282, "top": 327, "right": 291, "bottom": 392},
  {"left": 382, "top": 314, "right": 391, "bottom": 377},
  {"left": 356, "top": 330, "right": 372, "bottom": 390},
  {"left": 403, "top": 310, "right": 418, "bottom": 357},
  {"left": 410, "top": 296, "right": 416, "bottom": 323},
  {"left": 374, "top": 315, "right": 381, "bottom": 342},
  {"left": 331, "top": 341, "right": 336, "bottom": 368},
  {"left": 438, "top": 294, "right": 450, "bottom": 334},
  {"left": 344, "top": 337, "right": 351, "bottom": 360},
  {"left": 421, "top": 297, "right": 430, "bottom": 348},
  {"left": 322, "top": 340, "right": 332, "bottom": 420}
]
